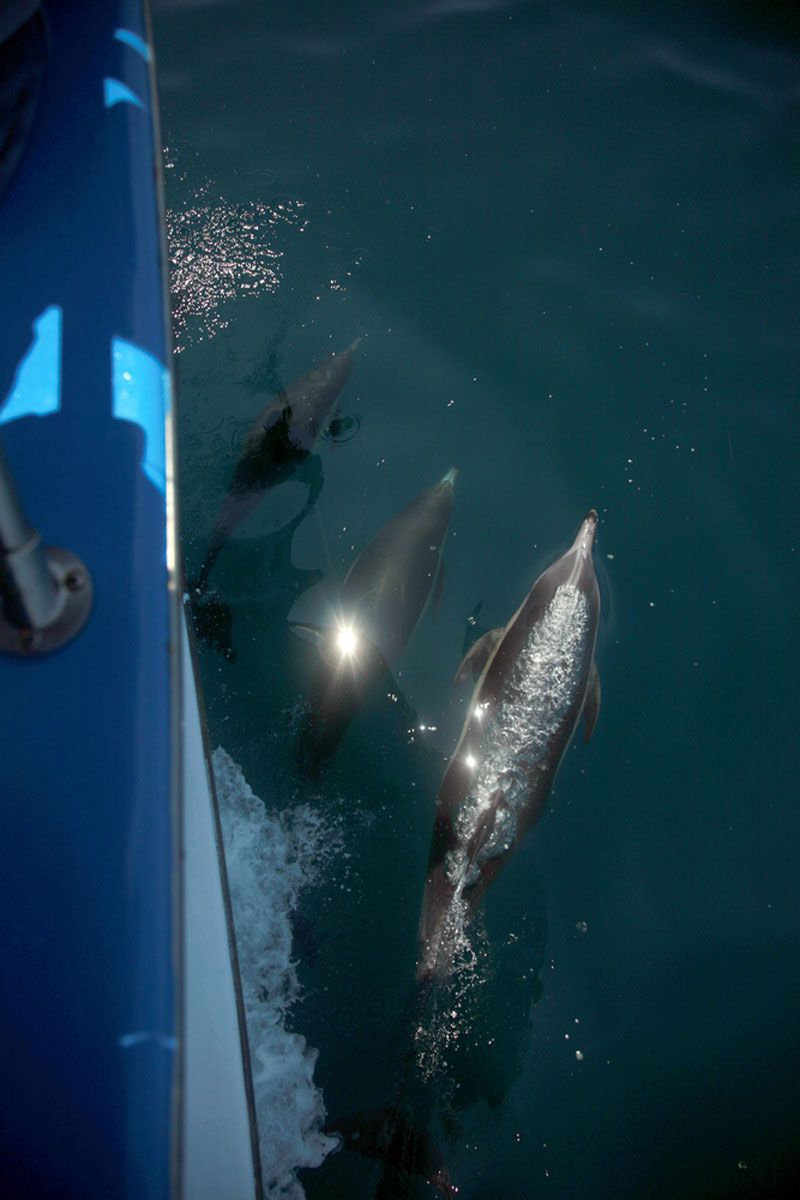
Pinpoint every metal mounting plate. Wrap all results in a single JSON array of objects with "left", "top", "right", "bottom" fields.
[{"left": 0, "top": 546, "right": 93, "bottom": 657}]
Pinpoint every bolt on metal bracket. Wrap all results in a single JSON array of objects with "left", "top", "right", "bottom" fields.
[{"left": 0, "top": 438, "right": 93, "bottom": 658}]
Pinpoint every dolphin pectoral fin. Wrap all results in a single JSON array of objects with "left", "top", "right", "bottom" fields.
[
  {"left": 582, "top": 660, "right": 601, "bottom": 743},
  {"left": 294, "top": 451, "right": 324, "bottom": 513},
  {"left": 454, "top": 627, "right": 503, "bottom": 684},
  {"left": 433, "top": 559, "right": 445, "bottom": 618},
  {"left": 466, "top": 600, "right": 483, "bottom": 627},
  {"left": 461, "top": 600, "right": 489, "bottom": 654},
  {"left": 289, "top": 621, "right": 327, "bottom": 648}
]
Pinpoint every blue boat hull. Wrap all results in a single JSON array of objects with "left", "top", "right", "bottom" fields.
[{"left": 1, "top": 4, "right": 178, "bottom": 1195}]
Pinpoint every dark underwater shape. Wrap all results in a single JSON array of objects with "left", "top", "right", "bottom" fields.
[
  {"left": 190, "top": 590, "right": 236, "bottom": 661},
  {"left": 297, "top": 468, "right": 457, "bottom": 775},
  {"left": 190, "top": 503, "right": 323, "bottom": 661},
  {"left": 328, "top": 1105, "right": 454, "bottom": 1198},
  {"left": 418, "top": 511, "right": 602, "bottom": 984},
  {"left": 325, "top": 980, "right": 458, "bottom": 1200},
  {"left": 193, "top": 336, "right": 362, "bottom": 590},
  {"left": 325, "top": 879, "right": 548, "bottom": 1198},
  {"left": 444, "top": 883, "right": 548, "bottom": 1116}
]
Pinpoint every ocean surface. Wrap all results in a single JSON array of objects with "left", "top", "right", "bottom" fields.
[{"left": 153, "top": 2, "right": 800, "bottom": 1197}]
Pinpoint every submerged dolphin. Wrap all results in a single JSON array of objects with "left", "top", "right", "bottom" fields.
[
  {"left": 328, "top": 1098, "right": 455, "bottom": 1197},
  {"left": 418, "top": 510, "right": 602, "bottom": 983},
  {"left": 297, "top": 468, "right": 458, "bottom": 774},
  {"left": 193, "top": 337, "right": 362, "bottom": 589}
]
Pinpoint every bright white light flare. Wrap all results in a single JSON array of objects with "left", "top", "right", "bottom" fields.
[{"left": 334, "top": 623, "right": 359, "bottom": 659}]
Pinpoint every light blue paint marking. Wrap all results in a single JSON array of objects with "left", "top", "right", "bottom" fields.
[
  {"left": 113, "top": 28, "right": 152, "bottom": 61},
  {"left": 0, "top": 306, "right": 62, "bottom": 425},
  {"left": 112, "top": 338, "right": 171, "bottom": 494},
  {"left": 119, "top": 1031, "right": 177, "bottom": 1052},
  {"left": 104, "top": 78, "right": 145, "bottom": 111}
]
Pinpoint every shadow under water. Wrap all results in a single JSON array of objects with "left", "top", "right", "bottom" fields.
[{"left": 190, "top": 499, "right": 324, "bottom": 660}]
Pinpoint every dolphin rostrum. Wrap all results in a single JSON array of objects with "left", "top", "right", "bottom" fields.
[
  {"left": 193, "top": 337, "right": 362, "bottom": 590},
  {"left": 297, "top": 468, "right": 458, "bottom": 774},
  {"left": 418, "top": 510, "right": 602, "bottom": 983}
]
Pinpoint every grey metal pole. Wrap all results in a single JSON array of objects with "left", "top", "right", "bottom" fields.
[
  {"left": 0, "top": 435, "right": 92, "bottom": 656},
  {"left": 0, "top": 437, "right": 35, "bottom": 550},
  {"left": 0, "top": 438, "right": 61, "bottom": 629}
]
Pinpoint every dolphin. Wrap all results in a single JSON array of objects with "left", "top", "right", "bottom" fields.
[
  {"left": 297, "top": 468, "right": 457, "bottom": 774},
  {"left": 193, "top": 337, "right": 362, "bottom": 590},
  {"left": 418, "top": 510, "right": 602, "bottom": 983}
]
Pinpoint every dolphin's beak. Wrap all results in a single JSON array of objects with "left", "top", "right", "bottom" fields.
[
  {"left": 347, "top": 336, "right": 364, "bottom": 353},
  {"left": 571, "top": 509, "right": 598, "bottom": 555},
  {"left": 440, "top": 467, "right": 459, "bottom": 488}
]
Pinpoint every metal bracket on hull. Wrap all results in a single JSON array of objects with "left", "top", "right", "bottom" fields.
[{"left": 0, "top": 438, "right": 92, "bottom": 657}]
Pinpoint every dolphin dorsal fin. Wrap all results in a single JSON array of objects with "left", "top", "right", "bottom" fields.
[
  {"left": 454, "top": 628, "right": 503, "bottom": 685},
  {"left": 582, "top": 659, "right": 601, "bottom": 743}
]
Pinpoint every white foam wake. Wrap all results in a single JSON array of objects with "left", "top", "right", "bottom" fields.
[{"left": 212, "top": 747, "right": 338, "bottom": 1198}]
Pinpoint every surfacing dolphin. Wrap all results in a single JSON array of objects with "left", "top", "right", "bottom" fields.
[
  {"left": 418, "top": 509, "right": 602, "bottom": 983},
  {"left": 297, "top": 468, "right": 458, "bottom": 775},
  {"left": 193, "top": 337, "right": 362, "bottom": 590}
]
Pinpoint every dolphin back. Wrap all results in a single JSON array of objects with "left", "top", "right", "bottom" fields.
[
  {"left": 297, "top": 636, "right": 391, "bottom": 777},
  {"left": 194, "top": 340, "right": 361, "bottom": 590},
  {"left": 235, "top": 338, "right": 361, "bottom": 485},
  {"left": 341, "top": 477, "right": 455, "bottom": 664}
]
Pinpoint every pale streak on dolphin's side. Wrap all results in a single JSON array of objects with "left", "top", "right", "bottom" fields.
[{"left": 449, "top": 582, "right": 591, "bottom": 887}]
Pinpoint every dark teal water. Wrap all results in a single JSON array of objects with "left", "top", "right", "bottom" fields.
[{"left": 154, "top": 2, "right": 800, "bottom": 1196}]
